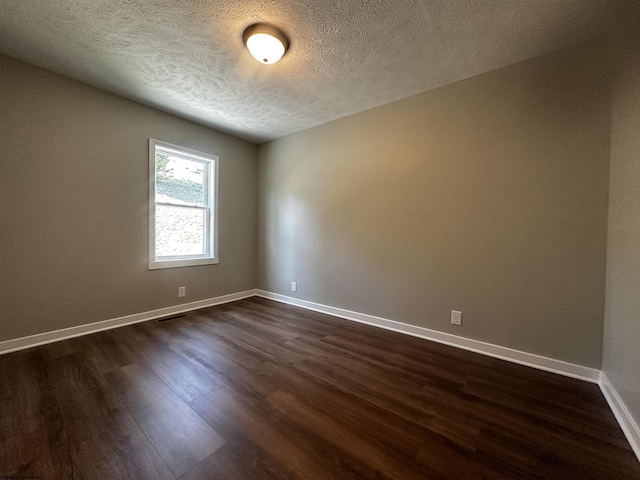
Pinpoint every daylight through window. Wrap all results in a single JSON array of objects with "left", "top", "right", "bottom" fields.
[{"left": 149, "top": 139, "right": 218, "bottom": 269}]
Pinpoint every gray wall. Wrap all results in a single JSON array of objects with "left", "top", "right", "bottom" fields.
[
  {"left": 258, "top": 44, "right": 611, "bottom": 368},
  {"left": 603, "top": 31, "right": 640, "bottom": 426},
  {"left": 0, "top": 42, "right": 624, "bottom": 375},
  {"left": 0, "top": 54, "right": 258, "bottom": 342}
]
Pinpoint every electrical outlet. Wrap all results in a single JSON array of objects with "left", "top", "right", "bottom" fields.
[
  {"left": 451, "top": 310, "right": 462, "bottom": 326},
  {"left": 291, "top": 281, "right": 297, "bottom": 292},
  {"left": 178, "top": 286, "right": 186, "bottom": 298}
]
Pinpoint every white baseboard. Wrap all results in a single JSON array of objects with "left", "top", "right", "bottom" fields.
[
  {"left": 2, "top": 288, "right": 600, "bottom": 384},
  {"left": 599, "top": 372, "right": 640, "bottom": 462},
  {"left": 255, "top": 290, "right": 601, "bottom": 383},
  {"left": 0, "top": 289, "right": 256, "bottom": 355},
  {"left": 0, "top": 287, "right": 602, "bottom": 384}
]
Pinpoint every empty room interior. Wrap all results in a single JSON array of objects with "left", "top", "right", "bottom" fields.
[{"left": 1, "top": 1, "right": 640, "bottom": 479}]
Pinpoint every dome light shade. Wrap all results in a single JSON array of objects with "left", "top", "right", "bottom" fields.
[{"left": 242, "top": 24, "right": 289, "bottom": 65}]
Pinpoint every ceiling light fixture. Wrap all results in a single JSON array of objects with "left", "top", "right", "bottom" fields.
[{"left": 242, "top": 23, "right": 289, "bottom": 65}]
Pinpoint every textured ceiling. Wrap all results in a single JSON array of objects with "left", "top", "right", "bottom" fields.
[{"left": 0, "top": 0, "right": 631, "bottom": 143}]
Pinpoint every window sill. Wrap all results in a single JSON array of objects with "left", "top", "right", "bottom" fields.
[{"left": 148, "top": 257, "right": 219, "bottom": 270}]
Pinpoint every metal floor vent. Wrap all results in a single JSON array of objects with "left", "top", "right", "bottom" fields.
[{"left": 156, "top": 313, "right": 188, "bottom": 324}]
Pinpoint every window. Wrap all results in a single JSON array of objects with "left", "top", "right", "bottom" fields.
[{"left": 149, "top": 139, "right": 218, "bottom": 269}]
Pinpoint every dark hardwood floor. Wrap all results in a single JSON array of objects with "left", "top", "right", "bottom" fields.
[{"left": 1, "top": 297, "right": 638, "bottom": 479}]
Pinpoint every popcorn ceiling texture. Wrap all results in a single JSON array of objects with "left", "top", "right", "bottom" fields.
[{"left": 0, "top": 0, "right": 629, "bottom": 143}]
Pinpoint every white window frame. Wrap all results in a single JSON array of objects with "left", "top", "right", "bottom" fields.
[{"left": 148, "top": 139, "right": 219, "bottom": 270}]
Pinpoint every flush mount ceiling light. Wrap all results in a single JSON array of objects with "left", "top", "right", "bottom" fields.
[{"left": 242, "top": 23, "right": 289, "bottom": 65}]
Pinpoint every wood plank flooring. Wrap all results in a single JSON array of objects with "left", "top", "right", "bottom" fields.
[{"left": 1, "top": 297, "right": 638, "bottom": 479}]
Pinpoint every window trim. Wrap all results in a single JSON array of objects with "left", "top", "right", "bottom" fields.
[{"left": 148, "top": 138, "right": 219, "bottom": 270}]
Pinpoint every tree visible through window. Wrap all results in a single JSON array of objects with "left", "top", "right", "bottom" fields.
[{"left": 149, "top": 139, "right": 218, "bottom": 269}]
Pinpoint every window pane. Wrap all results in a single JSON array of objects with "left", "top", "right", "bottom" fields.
[
  {"left": 156, "top": 206, "right": 205, "bottom": 257},
  {"left": 156, "top": 151, "right": 205, "bottom": 206}
]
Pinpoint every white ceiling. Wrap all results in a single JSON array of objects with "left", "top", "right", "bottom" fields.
[{"left": 0, "top": 1, "right": 631, "bottom": 143}]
